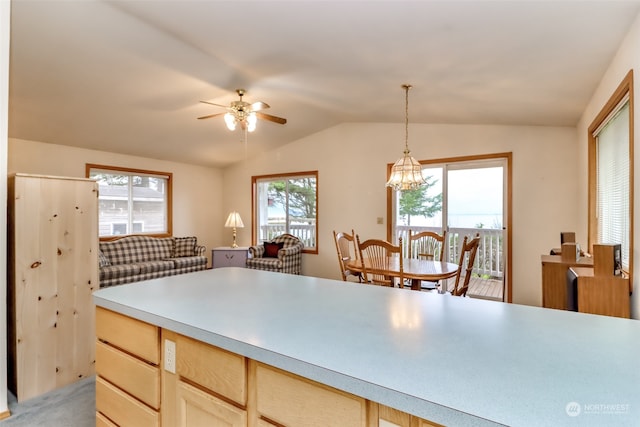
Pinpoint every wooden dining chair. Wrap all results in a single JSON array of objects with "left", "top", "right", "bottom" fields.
[
  {"left": 332, "top": 229, "right": 362, "bottom": 282},
  {"left": 406, "top": 229, "right": 447, "bottom": 291},
  {"left": 408, "top": 229, "right": 447, "bottom": 261},
  {"left": 449, "top": 233, "right": 481, "bottom": 297},
  {"left": 355, "top": 236, "right": 403, "bottom": 287}
]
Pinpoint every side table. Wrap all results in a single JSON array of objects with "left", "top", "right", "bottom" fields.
[{"left": 212, "top": 247, "right": 249, "bottom": 269}]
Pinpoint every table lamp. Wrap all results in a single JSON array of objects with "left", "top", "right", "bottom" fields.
[{"left": 225, "top": 211, "right": 244, "bottom": 248}]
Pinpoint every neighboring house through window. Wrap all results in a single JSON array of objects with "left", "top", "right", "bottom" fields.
[
  {"left": 87, "top": 164, "right": 172, "bottom": 238},
  {"left": 588, "top": 70, "right": 634, "bottom": 278},
  {"left": 252, "top": 171, "right": 318, "bottom": 253}
]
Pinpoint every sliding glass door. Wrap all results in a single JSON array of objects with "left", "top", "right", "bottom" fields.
[{"left": 391, "top": 154, "right": 510, "bottom": 301}]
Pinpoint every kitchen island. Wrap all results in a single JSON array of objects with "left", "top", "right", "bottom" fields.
[{"left": 93, "top": 268, "right": 640, "bottom": 426}]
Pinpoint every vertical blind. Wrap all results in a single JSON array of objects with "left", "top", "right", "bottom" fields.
[{"left": 594, "top": 99, "right": 630, "bottom": 270}]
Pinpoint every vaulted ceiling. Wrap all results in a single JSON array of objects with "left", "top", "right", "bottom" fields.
[{"left": 9, "top": 0, "right": 640, "bottom": 168}]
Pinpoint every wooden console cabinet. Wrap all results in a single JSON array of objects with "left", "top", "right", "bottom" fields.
[
  {"left": 541, "top": 254, "right": 593, "bottom": 310},
  {"left": 570, "top": 267, "right": 631, "bottom": 318},
  {"left": 212, "top": 247, "right": 249, "bottom": 269},
  {"left": 96, "top": 307, "right": 441, "bottom": 427}
]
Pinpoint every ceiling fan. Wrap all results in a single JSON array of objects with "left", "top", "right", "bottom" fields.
[{"left": 198, "top": 89, "right": 287, "bottom": 132}]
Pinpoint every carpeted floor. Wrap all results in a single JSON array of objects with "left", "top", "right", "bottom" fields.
[{"left": 0, "top": 376, "right": 95, "bottom": 426}]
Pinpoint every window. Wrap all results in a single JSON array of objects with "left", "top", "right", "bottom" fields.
[
  {"left": 252, "top": 171, "right": 318, "bottom": 253},
  {"left": 588, "top": 70, "right": 634, "bottom": 276},
  {"left": 87, "top": 164, "right": 172, "bottom": 238}
]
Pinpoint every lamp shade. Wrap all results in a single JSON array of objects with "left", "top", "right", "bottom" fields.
[
  {"left": 386, "top": 149, "right": 425, "bottom": 191},
  {"left": 225, "top": 211, "right": 244, "bottom": 228}
]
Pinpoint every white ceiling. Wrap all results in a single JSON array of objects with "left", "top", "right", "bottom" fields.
[{"left": 8, "top": 0, "right": 640, "bottom": 168}]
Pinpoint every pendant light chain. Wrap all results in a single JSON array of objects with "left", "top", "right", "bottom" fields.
[
  {"left": 385, "top": 83, "right": 426, "bottom": 191},
  {"left": 404, "top": 84, "right": 411, "bottom": 154}
]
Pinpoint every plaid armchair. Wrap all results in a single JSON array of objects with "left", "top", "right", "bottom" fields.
[{"left": 247, "top": 233, "right": 304, "bottom": 275}]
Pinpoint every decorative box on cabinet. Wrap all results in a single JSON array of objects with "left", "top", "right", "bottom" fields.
[
  {"left": 212, "top": 247, "right": 249, "bottom": 269},
  {"left": 7, "top": 173, "right": 98, "bottom": 401}
]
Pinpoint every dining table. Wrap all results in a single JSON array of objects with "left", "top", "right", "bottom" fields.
[{"left": 346, "top": 257, "right": 459, "bottom": 291}]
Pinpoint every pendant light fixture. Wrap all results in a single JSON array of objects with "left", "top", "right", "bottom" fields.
[{"left": 385, "top": 84, "right": 426, "bottom": 191}]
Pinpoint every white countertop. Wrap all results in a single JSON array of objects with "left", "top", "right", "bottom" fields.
[{"left": 93, "top": 268, "right": 640, "bottom": 426}]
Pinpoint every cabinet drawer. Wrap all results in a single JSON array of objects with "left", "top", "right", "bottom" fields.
[
  {"left": 96, "top": 376, "right": 159, "bottom": 427},
  {"left": 96, "top": 411, "right": 118, "bottom": 427},
  {"left": 96, "top": 307, "right": 160, "bottom": 365},
  {"left": 176, "top": 380, "right": 247, "bottom": 427},
  {"left": 256, "top": 363, "right": 367, "bottom": 427},
  {"left": 176, "top": 335, "right": 246, "bottom": 405},
  {"left": 96, "top": 341, "right": 160, "bottom": 409}
]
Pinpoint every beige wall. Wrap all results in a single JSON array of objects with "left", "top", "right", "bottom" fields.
[
  {"left": 576, "top": 12, "right": 640, "bottom": 319},
  {"left": 8, "top": 138, "right": 225, "bottom": 265},
  {"left": 9, "top": 124, "right": 581, "bottom": 308},
  {"left": 224, "top": 122, "right": 578, "bottom": 307}
]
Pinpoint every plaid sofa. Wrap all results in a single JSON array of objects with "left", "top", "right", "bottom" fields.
[
  {"left": 246, "top": 233, "right": 304, "bottom": 275},
  {"left": 98, "top": 235, "right": 207, "bottom": 287}
]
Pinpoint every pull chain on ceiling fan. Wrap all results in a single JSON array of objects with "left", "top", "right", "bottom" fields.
[{"left": 198, "top": 89, "right": 287, "bottom": 133}]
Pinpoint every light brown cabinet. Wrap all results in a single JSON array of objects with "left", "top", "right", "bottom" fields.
[
  {"left": 541, "top": 254, "right": 593, "bottom": 310},
  {"left": 96, "top": 309, "right": 444, "bottom": 426},
  {"left": 571, "top": 267, "right": 631, "bottom": 318},
  {"left": 8, "top": 174, "right": 99, "bottom": 401},
  {"left": 95, "top": 307, "right": 160, "bottom": 426}
]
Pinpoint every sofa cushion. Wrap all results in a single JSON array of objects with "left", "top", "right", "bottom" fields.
[
  {"left": 174, "top": 236, "right": 197, "bottom": 257},
  {"left": 98, "top": 250, "right": 111, "bottom": 268},
  {"left": 246, "top": 257, "right": 283, "bottom": 271},
  {"left": 100, "top": 236, "right": 174, "bottom": 264},
  {"left": 170, "top": 256, "right": 207, "bottom": 269},
  {"left": 100, "top": 264, "right": 142, "bottom": 281},
  {"left": 264, "top": 241, "right": 284, "bottom": 258},
  {"left": 137, "top": 260, "right": 175, "bottom": 274}
]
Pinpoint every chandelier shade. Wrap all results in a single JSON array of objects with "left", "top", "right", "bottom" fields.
[{"left": 386, "top": 84, "right": 426, "bottom": 191}]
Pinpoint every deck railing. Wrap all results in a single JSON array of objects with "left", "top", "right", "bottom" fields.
[
  {"left": 259, "top": 222, "right": 316, "bottom": 249},
  {"left": 396, "top": 226, "right": 504, "bottom": 280},
  {"left": 258, "top": 223, "right": 503, "bottom": 280}
]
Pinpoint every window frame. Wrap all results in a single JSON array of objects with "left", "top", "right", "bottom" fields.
[
  {"left": 251, "top": 171, "right": 319, "bottom": 254},
  {"left": 86, "top": 164, "right": 173, "bottom": 240},
  {"left": 588, "top": 69, "right": 634, "bottom": 280}
]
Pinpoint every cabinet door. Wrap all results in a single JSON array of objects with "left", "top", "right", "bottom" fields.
[
  {"left": 213, "top": 249, "right": 247, "bottom": 268},
  {"left": 176, "top": 380, "right": 247, "bottom": 427}
]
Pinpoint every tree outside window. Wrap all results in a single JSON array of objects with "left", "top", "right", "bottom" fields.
[{"left": 253, "top": 172, "right": 318, "bottom": 253}]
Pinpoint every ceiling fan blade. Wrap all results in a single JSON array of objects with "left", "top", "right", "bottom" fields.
[
  {"left": 251, "top": 101, "right": 270, "bottom": 111},
  {"left": 197, "top": 112, "right": 225, "bottom": 120},
  {"left": 199, "top": 100, "right": 229, "bottom": 108},
  {"left": 256, "top": 112, "right": 287, "bottom": 125}
]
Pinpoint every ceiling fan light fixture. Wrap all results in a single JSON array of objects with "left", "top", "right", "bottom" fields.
[
  {"left": 247, "top": 112, "right": 257, "bottom": 132},
  {"left": 224, "top": 112, "right": 237, "bottom": 131},
  {"left": 386, "top": 84, "right": 426, "bottom": 191}
]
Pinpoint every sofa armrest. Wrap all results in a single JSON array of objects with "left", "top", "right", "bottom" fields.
[
  {"left": 278, "top": 244, "right": 303, "bottom": 260},
  {"left": 195, "top": 245, "right": 206, "bottom": 256},
  {"left": 249, "top": 245, "right": 265, "bottom": 258}
]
